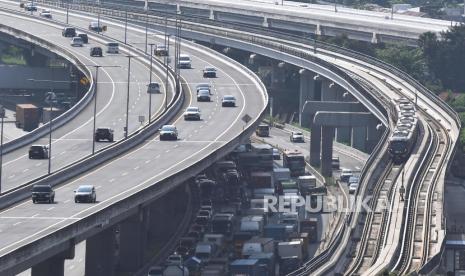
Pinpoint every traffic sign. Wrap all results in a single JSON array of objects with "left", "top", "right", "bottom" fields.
[{"left": 242, "top": 114, "right": 252, "bottom": 124}]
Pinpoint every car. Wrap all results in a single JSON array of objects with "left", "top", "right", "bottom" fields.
[
  {"left": 174, "top": 246, "right": 191, "bottom": 259},
  {"left": 159, "top": 125, "right": 178, "bottom": 140},
  {"left": 90, "top": 47, "right": 103, "bottom": 57},
  {"left": 178, "top": 54, "right": 191, "bottom": 68},
  {"left": 39, "top": 9, "right": 51, "bottom": 18},
  {"left": 349, "top": 183, "right": 358, "bottom": 194},
  {"left": 154, "top": 45, "right": 168, "bottom": 56},
  {"left": 184, "top": 106, "right": 201, "bottom": 120},
  {"left": 77, "top": 33, "right": 88, "bottom": 44},
  {"left": 95, "top": 127, "right": 114, "bottom": 142},
  {"left": 190, "top": 224, "right": 206, "bottom": 235},
  {"left": 88, "top": 21, "right": 104, "bottom": 32},
  {"left": 74, "top": 185, "right": 97, "bottom": 203},
  {"left": 29, "top": 145, "right": 49, "bottom": 159},
  {"left": 200, "top": 205, "right": 213, "bottom": 214},
  {"left": 70, "top": 37, "right": 84, "bottom": 47},
  {"left": 62, "top": 27, "right": 76, "bottom": 37},
  {"left": 165, "top": 254, "right": 183, "bottom": 266},
  {"left": 106, "top": 42, "right": 119, "bottom": 53},
  {"left": 187, "top": 230, "right": 201, "bottom": 241},
  {"left": 332, "top": 156, "right": 340, "bottom": 169},
  {"left": 24, "top": 3, "right": 37, "bottom": 11},
  {"left": 290, "top": 131, "right": 304, "bottom": 142},
  {"left": 147, "top": 266, "right": 163, "bottom": 276},
  {"left": 201, "top": 199, "right": 213, "bottom": 207},
  {"left": 196, "top": 83, "right": 211, "bottom": 94},
  {"left": 221, "top": 95, "right": 236, "bottom": 107},
  {"left": 273, "top": 148, "right": 281, "bottom": 160},
  {"left": 31, "top": 184, "right": 55, "bottom": 204},
  {"left": 147, "top": 82, "right": 160, "bottom": 94},
  {"left": 197, "top": 90, "right": 211, "bottom": 102},
  {"left": 198, "top": 210, "right": 212, "bottom": 220},
  {"left": 203, "top": 66, "right": 217, "bottom": 78}
]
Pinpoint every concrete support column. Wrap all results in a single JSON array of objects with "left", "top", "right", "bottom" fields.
[
  {"left": 315, "top": 24, "right": 322, "bottom": 35},
  {"left": 176, "top": 4, "right": 181, "bottom": 14},
  {"left": 263, "top": 16, "right": 269, "bottom": 27},
  {"left": 352, "top": 126, "right": 367, "bottom": 152},
  {"left": 85, "top": 226, "right": 117, "bottom": 276},
  {"left": 321, "top": 126, "right": 335, "bottom": 177},
  {"left": 209, "top": 9, "right": 215, "bottom": 20},
  {"left": 371, "top": 32, "right": 378, "bottom": 44},
  {"left": 336, "top": 127, "right": 351, "bottom": 144},
  {"left": 310, "top": 125, "right": 321, "bottom": 167},
  {"left": 299, "top": 70, "right": 314, "bottom": 127},
  {"left": 32, "top": 244, "right": 74, "bottom": 276},
  {"left": 118, "top": 210, "right": 147, "bottom": 273},
  {"left": 321, "top": 81, "right": 338, "bottom": 101}
]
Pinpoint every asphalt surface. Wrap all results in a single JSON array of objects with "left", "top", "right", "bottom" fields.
[
  {"left": 0, "top": 3, "right": 267, "bottom": 273},
  {"left": 0, "top": 5, "right": 170, "bottom": 192}
]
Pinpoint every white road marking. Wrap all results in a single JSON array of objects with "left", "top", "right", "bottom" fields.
[
  {"left": 145, "top": 160, "right": 151, "bottom": 164},
  {"left": 8, "top": 175, "right": 15, "bottom": 179},
  {"left": 134, "top": 166, "right": 140, "bottom": 170},
  {"left": 121, "top": 172, "right": 128, "bottom": 176},
  {"left": 31, "top": 214, "right": 39, "bottom": 218},
  {"left": 64, "top": 200, "right": 71, "bottom": 203},
  {"left": 47, "top": 207, "right": 55, "bottom": 211},
  {"left": 109, "top": 178, "right": 115, "bottom": 182},
  {"left": 23, "top": 169, "right": 29, "bottom": 173},
  {"left": 13, "top": 222, "right": 22, "bottom": 226}
]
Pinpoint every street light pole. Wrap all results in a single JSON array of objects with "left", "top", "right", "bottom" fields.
[
  {"left": 145, "top": 11, "right": 149, "bottom": 54},
  {"left": 125, "top": 55, "right": 133, "bottom": 138},
  {"left": 97, "top": 1, "right": 101, "bottom": 35},
  {"left": 0, "top": 105, "right": 5, "bottom": 193},
  {"left": 92, "top": 67, "right": 99, "bottom": 154},
  {"left": 124, "top": 9, "right": 128, "bottom": 44},
  {"left": 148, "top": 43, "right": 155, "bottom": 123},
  {"left": 48, "top": 95, "right": 53, "bottom": 175},
  {"left": 165, "top": 35, "right": 171, "bottom": 110},
  {"left": 66, "top": 0, "right": 69, "bottom": 24}
]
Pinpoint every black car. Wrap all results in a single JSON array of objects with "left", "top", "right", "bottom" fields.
[
  {"left": 29, "top": 145, "right": 49, "bottom": 159},
  {"left": 77, "top": 33, "right": 89, "bottom": 44},
  {"left": 24, "top": 4, "right": 37, "bottom": 11},
  {"left": 62, "top": 27, "right": 76, "bottom": 37},
  {"left": 95, "top": 127, "right": 114, "bottom": 142},
  {"left": 90, "top": 47, "right": 103, "bottom": 57},
  {"left": 32, "top": 184, "right": 55, "bottom": 204},
  {"left": 74, "top": 185, "right": 96, "bottom": 203}
]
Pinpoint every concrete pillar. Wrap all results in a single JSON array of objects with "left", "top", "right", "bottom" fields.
[
  {"left": 371, "top": 32, "right": 378, "bottom": 44},
  {"left": 299, "top": 69, "right": 314, "bottom": 127},
  {"left": 118, "top": 211, "right": 146, "bottom": 273},
  {"left": 336, "top": 127, "right": 351, "bottom": 144},
  {"left": 32, "top": 245, "right": 74, "bottom": 276},
  {"left": 352, "top": 126, "right": 367, "bottom": 152},
  {"left": 315, "top": 24, "right": 322, "bottom": 35},
  {"left": 321, "top": 126, "right": 335, "bottom": 177},
  {"left": 176, "top": 4, "right": 181, "bottom": 14},
  {"left": 310, "top": 125, "right": 321, "bottom": 167},
  {"left": 209, "top": 9, "right": 215, "bottom": 20},
  {"left": 263, "top": 16, "right": 269, "bottom": 27},
  {"left": 321, "top": 80, "right": 338, "bottom": 101},
  {"left": 85, "top": 226, "right": 117, "bottom": 276}
]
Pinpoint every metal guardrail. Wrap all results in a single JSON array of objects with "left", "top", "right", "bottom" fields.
[{"left": 0, "top": 23, "right": 94, "bottom": 155}]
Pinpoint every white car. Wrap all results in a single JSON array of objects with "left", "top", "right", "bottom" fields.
[
  {"left": 349, "top": 183, "right": 358, "bottom": 194},
  {"left": 70, "top": 37, "right": 84, "bottom": 47},
  {"left": 184, "top": 106, "right": 201, "bottom": 120},
  {"left": 178, "top": 54, "right": 191, "bottom": 68},
  {"left": 39, "top": 9, "right": 52, "bottom": 18},
  {"left": 221, "top": 95, "right": 236, "bottom": 107},
  {"left": 290, "top": 131, "right": 304, "bottom": 142},
  {"left": 165, "top": 254, "right": 183, "bottom": 266}
]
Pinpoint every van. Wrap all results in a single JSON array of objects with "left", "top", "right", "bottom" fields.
[
  {"left": 62, "top": 27, "right": 76, "bottom": 37},
  {"left": 106, "top": 42, "right": 119, "bottom": 53},
  {"left": 178, "top": 54, "right": 191, "bottom": 68},
  {"left": 195, "top": 242, "right": 216, "bottom": 264}
]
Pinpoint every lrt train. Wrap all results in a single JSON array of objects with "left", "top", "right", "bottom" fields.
[{"left": 388, "top": 98, "right": 419, "bottom": 163}]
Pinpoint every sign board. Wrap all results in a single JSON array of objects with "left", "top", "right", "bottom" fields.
[
  {"left": 80, "top": 77, "right": 89, "bottom": 85},
  {"left": 242, "top": 114, "right": 252, "bottom": 124},
  {"left": 138, "top": 115, "right": 145, "bottom": 124}
]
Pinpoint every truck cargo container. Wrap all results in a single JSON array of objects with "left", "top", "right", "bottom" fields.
[
  {"left": 283, "top": 150, "right": 306, "bottom": 177},
  {"left": 203, "top": 234, "right": 225, "bottom": 249},
  {"left": 252, "top": 188, "right": 275, "bottom": 199},
  {"left": 298, "top": 175, "right": 317, "bottom": 195},
  {"left": 290, "top": 232, "right": 309, "bottom": 259},
  {"left": 273, "top": 167, "right": 291, "bottom": 183},
  {"left": 242, "top": 237, "right": 274, "bottom": 258},
  {"left": 250, "top": 171, "right": 274, "bottom": 189},
  {"left": 280, "top": 212, "right": 299, "bottom": 233},
  {"left": 280, "top": 179, "right": 299, "bottom": 195},
  {"left": 237, "top": 143, "right": 273, "bottom": 172},
  {"left": 264, "top": 224, "right": 291, "bottom": 241},
  {"left": 230, "top": 259, "right": 260, "bottom": 276},
  {"left": 240, "top": 216, "right": 264, "bottom": 236},
  {"left": 15, "top": 104, "right": 39, "bottom": 131},
  {"left": 249, "top": 252, "right": 276, "bottom": 276},
  {"left": 211, "top": 213, "right": 235, "bottom": 236},
  {"left": 195, "top": 242, "right": 217, "bottom": 264},
  {"left": 279, "top": 256, "right": 301, "bottom": 275},
  {"left": 278, "top": 240, "right": 304, "bottom": 260},
  {"left": 300, "top": 218, "right": 318, "bottom": 242}
]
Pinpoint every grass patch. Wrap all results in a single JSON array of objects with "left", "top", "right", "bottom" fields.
[{"left": 1, "top": 55, "right": 26, "bottom": 65}]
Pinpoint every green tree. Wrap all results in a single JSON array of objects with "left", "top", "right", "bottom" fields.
[{"left": 375, "top": 44, "right": 426, "bottom": 81}]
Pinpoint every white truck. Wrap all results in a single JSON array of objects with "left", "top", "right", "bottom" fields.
[
  {"left": 278, "top": 240, "right": 304, "bottom": 260},
  {"left": 240, "top": 216, "right": 265, "bottom": 235}
]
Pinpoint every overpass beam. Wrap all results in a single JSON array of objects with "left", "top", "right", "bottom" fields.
[
  {"left": 32, "top": 245, "right": 74, "bottom": 276},
  {"left": 310, "top": 125, "right": 321, "bottom": 167},
  {"left": 85, "top": 226, "right": 117, "bottom": 276},
  {"left": 321, "top": 126, "right": 335, "bottom": 177}
]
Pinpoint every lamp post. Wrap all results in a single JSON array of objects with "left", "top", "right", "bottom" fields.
[
  {"left": 44, "top": 91, "right": 57, "bottom": 175},
  {"left": 148, "top": 43, "right": 156, "bottom": 123},
  {"left": 66, "top": 0, "right": 69, "bottom": 24},
  {"left": 165, "top": 34, "right": 171, "bottom": 109},
  {"left": 124, "top": 9, "right": 128, "bottom": 44},
  {"left": 125, "top": 55, "right": 136, "bottom": 138},
  {"left": 0, "top": 105, "right": 5, "bottom": 193}
]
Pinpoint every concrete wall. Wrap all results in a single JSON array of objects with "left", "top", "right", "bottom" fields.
[{"left": 0, "top": 65, "right": 71, "bottom": 90}]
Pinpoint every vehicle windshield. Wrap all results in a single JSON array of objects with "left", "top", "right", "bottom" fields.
[
  {"left": 199, "top": 90, "right": 209, "bottom": 95},
  {"left": 179, "top": 56, "right": 190, "bottom": 61},
  {"left": 96, "top": 128, "right": 108, "bottom": 133},
  {"left": 224, "top": 96, "right": 235, "bottom": 100},
  {"left": 390, "top": 141, "right": 407, "bottom": 152},
  {"left": 30, "top": 146, "right": 43, "bottom": 150},
  {"left": 294, "top": 132, "right": 303, "bottom": 136},
  {"left": 107, "top": 43, "right": 118, "bottom": 47},
  {"left": 186, "top": 107, "right": 198, "bottom": 112},
  {"left": 205, "top": 67, "right": 215, "bottom": 71},
  {"left": 149, "top": 83, "right": 159, "bottom": 88},
  {"left": 161, "top": 126, "right": 176, "bottom": 131},
  {"left": 77, "top": 186, "right": 92, "bottom": 192},
  {"left": 33, "top": 186, "right": 51, "bottom": 192}
]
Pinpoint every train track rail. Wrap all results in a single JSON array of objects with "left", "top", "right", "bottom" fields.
[{"left": 392, "top": 116, "right": 450, "bottom": 274}]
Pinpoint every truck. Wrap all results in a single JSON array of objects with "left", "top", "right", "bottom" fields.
[
  {"left": 250, "top": 171, "right": 274, "bottom": 189},
  {"left": 264, "top": 224, "right": 291, "bottom": 241},
  {"left": 163, "top": 265, "right": 189, "bottom": 276},
  {"left": 255, "top": 124, "right": 270, "bottom": 137},
  {"left": 229, "top": 259, "right": 260, "bottom": 276},
  {"left": 249, "top": 252, "right": 276, "bottom": 276},
  {"left": 211, "top": 213, "right": 235, "bottom": 236},
  {"left": 290, "top": 232, "right": 309, "bottom": 259},
  {"left": 195, "top": 242, "right": 217, "bottom": 264},
  {"left": 233, "top": 232, "right": 254, "bottom": 258},
  {"left": 273, "top": 167, "right": 291, "bottom": 183},
  {"left": 298, "top": 175, "right": 317, "bottom": 195},
  {"left": 240, "top": 216, "right": 264, "bottom": 236},
  {"left": 242, "top": 237, "right": 274, "bottom": 258},
  {"left": 300, "top": 218, "right": 318, "bottom": 242},
  {"left": 280, "top": 179, "right": 299, "bottom": 195},
  {"left": 237, "top": 143, "right": 273, "bottom": 172},
  {"left": 15, "top": 104, "right": 39, "bottom": 131},
  {"left": 283, "top": 150, "right": 306, "bottom": 177},
  {"left": 278, "top": 240, "right": 304, "bottom": 260}
]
